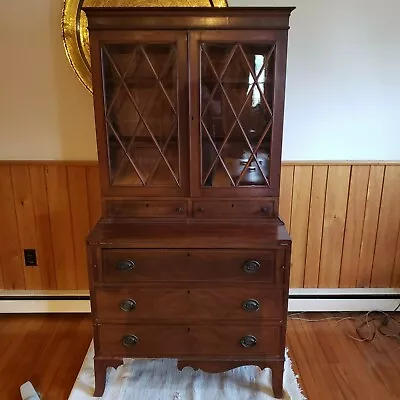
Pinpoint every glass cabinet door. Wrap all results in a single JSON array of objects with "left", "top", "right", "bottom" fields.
[
  {"left": 96, "top": 32, "right": 188, "bottom": 196},
  {"left": 191, "top": 31, "right": 286, "bottom": 197}
]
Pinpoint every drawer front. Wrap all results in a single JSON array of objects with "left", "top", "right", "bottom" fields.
[
  {"left": 97, "top": 324, "right": 281, "bottom": 358},
  {"left": 106, "top": 200, "right": 188, "bottom": 218},
  {"left": 95, "top": 286, "right": 283, "bottom": 322},
  {"left": 193, "top": 200, "right": 276, "bottom": 219},
  {"left": 102, "top": 249, "right": 282, "bottom": 283}
]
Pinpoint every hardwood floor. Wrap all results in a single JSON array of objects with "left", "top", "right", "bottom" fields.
[
  {"left": 0, "top": 314, "right": 92, "bottom": 400},
  {"left": 0, "top": 313, "right": 399, "bottom": 399},
  {"left": 287, "top": 313, "right": 400, "bottom": 400}
]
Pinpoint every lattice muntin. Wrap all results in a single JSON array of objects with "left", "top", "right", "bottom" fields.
[
  {"left": 200, "top": 42, "right": 275, "bottom": 187},
  {"left": 102, "top": 43, "right": 180, "bottom": 187}
]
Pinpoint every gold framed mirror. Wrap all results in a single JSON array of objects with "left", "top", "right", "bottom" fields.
[{"left": 62, "top": 0, "right": 228, "bottom": 93}]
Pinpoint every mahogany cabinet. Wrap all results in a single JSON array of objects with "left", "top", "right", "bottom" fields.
[{"left": 85, "top": 7, "right": 294, "bottom": 398}]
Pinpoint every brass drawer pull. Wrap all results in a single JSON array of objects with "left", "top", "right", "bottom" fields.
[
  {"left": 242, "top": 299, "right": 260, "bottom": 312},
  {"left": 240, "top": 335, "right": 257, "bottom": 348},
  {"left": 121, "top": 334, "right": 138, "bottom": 348},
  {"left": 120, "top": 299, "right": 136, "bottom": 312},
  {"left": 176, "top": 207, "right": 184, "bottom": 213},
  {"left": 261, "top": 206, "right": 269, "bottom": 214},
  {"left": 197, "top": 207, "right": 205, "bottom": 213},
  {"left": 117, "top": 259, "right": 135, "bottom": 271},
  {"left": 243, "top": 260, "right": 260, "bottom": 273}
]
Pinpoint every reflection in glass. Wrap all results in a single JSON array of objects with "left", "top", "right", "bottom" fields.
[
  {"left": 102, "top": 43, "right": 179, "bottom": 187},
  {"left": 201, "top": 42, "right": 275, "bottom": 187}
]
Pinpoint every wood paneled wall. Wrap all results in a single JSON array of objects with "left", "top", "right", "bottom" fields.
[
  {"left": 0, "top": 162, "right": 399, "bottom": 290},
  {"left": 280, "top": 163, "right": 400, "bottom": 289},
  {"left": 0, "top": 163, "right": 101, "bottom": 290}
]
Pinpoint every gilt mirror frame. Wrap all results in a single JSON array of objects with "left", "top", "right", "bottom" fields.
[{"left": 62, "top": 0, "right": 228, "bottom": 93}]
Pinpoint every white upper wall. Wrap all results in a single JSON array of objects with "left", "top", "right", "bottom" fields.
[
  {"left": 0, "top": 0, "right": 398, "bottom": 160},
  {"left": 231, "top": 0, "right": 400, "bottom": 160},
  {"left": 0, "top": 0, "right": 97, "bottom": 161}
]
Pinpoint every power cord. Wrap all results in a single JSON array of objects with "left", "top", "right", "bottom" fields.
[{"left": 289, "top": 301, "right": 400, "bottom": 345}]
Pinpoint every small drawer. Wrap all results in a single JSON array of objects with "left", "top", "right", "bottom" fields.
[
  {"left": 101, "top": 249, "right": 282, "bottom": 284},
  {"left": 106, "top": 200, "right": 187, "bottom": 218},
  {"left": 193, "top": 200, "right": 276, "bottom": 219},
  {"left": 95, "top": 286, "right": 283, "bottom": 322},
  {"left": 97, "top": 324, "right": 281, "bottom": 358}
]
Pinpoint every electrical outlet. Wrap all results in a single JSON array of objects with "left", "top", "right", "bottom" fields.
[{"left": 24, "top": 249, "right": 37, "bottom": 267}]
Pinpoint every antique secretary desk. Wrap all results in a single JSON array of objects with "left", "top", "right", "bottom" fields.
[{"left": 84, "top": 6, "right": 294, "bottom": 398}]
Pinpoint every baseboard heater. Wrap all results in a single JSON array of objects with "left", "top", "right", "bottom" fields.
[
  {"left": 288, "top": 289, "right": 400, "bottom": 312},
  {"left": 0, "top": 289, "right": 399, "bottom": 313}
]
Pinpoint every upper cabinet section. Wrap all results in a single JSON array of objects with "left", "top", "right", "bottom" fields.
[{"left": 85, "top": 7, "right": 294, "bottom": 200}]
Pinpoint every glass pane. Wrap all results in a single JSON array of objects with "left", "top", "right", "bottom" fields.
[
  {"left": 102, "top": 42, "right": 179, "bottom": 187},
  {"left": 200, "top": 42, "right": 275, "bottom": 187}
]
